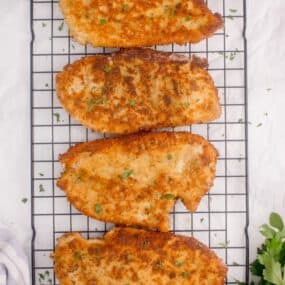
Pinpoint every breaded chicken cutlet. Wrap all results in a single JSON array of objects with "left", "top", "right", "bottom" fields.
[
  {"left": 56, "top": 48, "right": 221, "bottom": 134},
  {"left": 59, "top": 0, "right": 223, "bottom": 47},
  {"left": 57, "top": 132, "right": 218, "bottom": 232},
  {"left": 53, "top": 227, "right": 227, "bottom": 285}
]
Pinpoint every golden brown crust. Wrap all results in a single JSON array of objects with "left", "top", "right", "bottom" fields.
[
  {"left": 59, "top": 0, "right": 223, "bottom": 47},
  {"left": 56, "top": 48, "right": 221, "bottom": 134},
  {"left": 57, "top": 132, "right": 218, "bottom": 231},
  {"left": 54, "top": 227, "right": 227, "bottom": 284}
]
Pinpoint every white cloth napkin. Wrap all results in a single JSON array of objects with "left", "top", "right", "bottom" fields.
[{"left": 0, "top": 226, "right": 30, "bottom": 285}]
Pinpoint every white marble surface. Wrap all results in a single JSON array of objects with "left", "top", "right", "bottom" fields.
[{"left": 0, "top": 0, "right": 285, "bottom": 271}]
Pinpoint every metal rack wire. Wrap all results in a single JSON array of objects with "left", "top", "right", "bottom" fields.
[{"left": 30, "top": 0, "right": 249, "bottom": 284}]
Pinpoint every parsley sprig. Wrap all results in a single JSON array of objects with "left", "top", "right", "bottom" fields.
[{"left": 247, "top": 213, "right": 285, "bottom": 285}]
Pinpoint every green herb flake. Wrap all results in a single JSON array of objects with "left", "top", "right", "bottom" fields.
[
  {"left": 218, "top": 241, "right": 230, "bottom": 248},
  {"left": 200, "top": 217, "right": 205, "bottom": 223},
  {"left": 42, "top": 22, "right": 47, "bottom": 28},
  {"left": 39, "top": 184, "right": 45, "bottom": 192},
  {"left": 182, "top": 102, "right": 190, "bottom": 108},
  {"left": 181, "top": 271, "right": 190, "bottom": 279},
  {"left": 53, "top": 112, "right": 61, "bottom": 123},
  {"left": 21, "top": 198, "right": 28, "bottom": 204},
  {"left": 39, "top": 273, "right": 45, "bottom": 280},
  {"left": 143, "top": 240, "right": 150, "bottom": 247},
  {"left": 45, "top": 83, "right": 49, "bottom": 87},
  {"left": 103, "top": 65, "right": 112, "bottom": 73},
  {"left": 58, "top": 22, "right": 64, "bottom": 31},
  {"left": 100, "top": 18, "right": 107, "bottom": 25},
  {"left": 167, "top": 154, "right": 173, "bottom": 160},
  {"left": 73, "top": 251, "right": 82, "bottom": 260},
  {"left": 39, "top": 172, "right": 44, "bottom": 177},
  {"left": 126, "top": 254, "right": 132, "bottom": 261},
  {"left": 229, "top": 8, "right": 237, "bottom": 13},
  {"left": 238, "top": 118, "right": 243, "bottom": 123},
  {"left": 129, "top": 98, "right": 136, "bottom": 106},
  {"left": 256, "top": 123, "right": 262, "bottom": 128},
  {"left": 121, "top": 169, "right": 134, "bottom": 180},
  {"left": 122, "top": 4, "right": 129, "bottom": 12},
  {"left": 185, "top": 16, "right": 191, "bottom": 21},
  {"left": 86, "top": 96, "right": 107, "bottom": 112},
  {"left": 232, "top": 262, "right": 240, "bottom": 266},
  {"left": 155, "top": 260, "right": 163, "bottom": 269},
  {"left": 94, "top": 203, "right": 102, "bottom": 214},
  {"left": 160, "top": 193, "right": 175, "bottom": 200},
  {"left": 175, "top": 260, "right": 184, "bottom": 267}
]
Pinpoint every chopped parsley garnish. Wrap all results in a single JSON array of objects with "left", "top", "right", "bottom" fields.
[
  {"left": 256, "top": 123, "right": 263, "bottom": 128},
  {"left": 53, "top": 112, "right": 61, "bottom": 123},
  {"left": 185, "top": 16, "right": 191, "bottom": 21},
  {"left": 175, "top": 260, "right": 184, "bottom": 267},
  {"left": 86, "top": 96, "right": 107, "bottom": 112},
  {"left": 182, "top": 271, "right": 190, "bottom": 279},
  {"left": 121, "top": 169, "right": 133, "bottom": 179},
  {"left": 21, "top": 198, "right": 28, "bottom": 203},
  {"left": 165, "top": 5, "right": 176, "bottom": 17},
  {"left": 155, "top": 260, "right": 163, "bottom": 269},
  {"left": 58, "top": 22, "right": 64, "bottom": 31},
  {"left": 103, "top": 66, "right": 112, "bottom": 73},
  {"left": 39, "top": 172, "right": 44, "bottom": 177},
  {"left": 39, "top": 184, "right": 45, "bottom": 192},
  {"left": 73, "top": 251, "right": 82, "bottom": 260},
  {"left": 182, "top": 102, "right": 190, "bottom": 108},
  {"left": 143, "top": 240, "right": 150, "bottom": 247},
  {"left": 238, "top": 118, "right": 243, "bottom": 123},
  {"left": 167, "top": 154, "right": 173, "bottom": 160},
  {"left": 129, "top": 98, "right": 136, "bottom": 106},
  {"left": 94, "top": 203, "right": 102, "bottom": 214},
  {"left": 42, "top": 23, "right": 47, "bottom": 28},
  {"left": 160, "top": 193, "right": 175, "bottom": 200},
  {"left": 122, "top": 4, "right": 130, "bottom": 12},
  {"left": 126, "top": 254, "right": 132, "bottom": 261},
  {"left": 169, "top": 7, "right": 176, "bottom": 17},
  {"left": 100, "top": 18, "right": 107, "bottom": 25},
  {"left": 218, "top": 241, "right": 230, "bottom": 248},
  {"left": 229, "top": 8, "right": 237, "bottom": 13},
  {"left": 228, "top": 50, "right": 237, "bottom": 61},
  {"left": 232, "top": 262, "right": 240, "bottom": 266},
  {"left": 200, "top": 217, "right": 205, "bottom": 223},
  {"left": 45, "top": 83, "right": 49, "bottom": 87}
]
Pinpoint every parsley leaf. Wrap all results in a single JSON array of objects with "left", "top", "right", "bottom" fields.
[
  {"left": 270, "top": 213, "right": 284, "bottom": 231},
  {"left": 94, "top": 203, "right": 102, "bottom": 214},
  {"left": 250, "top": 213, "right": 285, "bottom": 285},
  {"left": 121, "top": 169, "right": 133, "bottom": 179},
  {"left": 160, "top": 193, "right": 175, "bottom": 200},
  {"left": 100, "top": 18, "right": 107, "bottom": 25}
]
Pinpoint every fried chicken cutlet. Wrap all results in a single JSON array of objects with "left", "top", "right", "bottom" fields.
[
  {"left": 59, "top": 0, "right": 223, "bottom": 47},
  {"left": 56, "top": 48, "right": 221, "bottom": 134},
  {"left": 57, "top": 132, "right": 218, "bottom": 232},
  {"left": 53, "top": 227, "right": 227, "bottom": 285}
]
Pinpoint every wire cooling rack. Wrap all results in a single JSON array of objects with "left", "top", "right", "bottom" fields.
[{"left": 30, "top": 0, "right": 249, "bottom": 284}]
